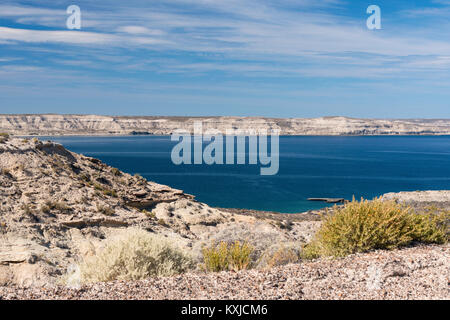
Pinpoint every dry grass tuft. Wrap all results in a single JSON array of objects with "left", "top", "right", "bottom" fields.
[
  {"left": 78, "top": 230, "right": 194, "bottom": 283},
  {"left": 96, "top": 203, "right": 115, "bottom": 216},
  {"left": 202, "top": 241, "right": 253, "bottom": 272}
]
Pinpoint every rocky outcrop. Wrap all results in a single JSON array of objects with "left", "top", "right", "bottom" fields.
[
  {"left": 382, "top": 190, "right": 450, "bottom": 213},
  {"left": 0, "top": 136, "right": 315, "bottom": 287},
  {"left": 0, "top": 114, "right": 449, "bottom": 136}
]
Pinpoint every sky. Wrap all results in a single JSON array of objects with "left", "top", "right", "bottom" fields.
[{"left": 0, "top": 0, "right": 449, "bottom": 118}]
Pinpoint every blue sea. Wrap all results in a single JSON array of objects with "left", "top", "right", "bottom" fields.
[{"left": 41, "top": 136, "right": 450, "bottom": 213}]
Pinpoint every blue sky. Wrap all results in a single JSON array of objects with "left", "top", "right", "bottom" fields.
[{"left": 0, "top": 0, "right": 450, "bottom": 118}]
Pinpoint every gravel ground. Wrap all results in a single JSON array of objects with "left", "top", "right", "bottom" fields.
[{"left": 1, "top": 244, "right": 448, "bottom": 300}]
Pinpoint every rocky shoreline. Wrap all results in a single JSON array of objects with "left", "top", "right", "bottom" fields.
[{"left": 0, "top": 136, "right": 448, "bottom": 299}]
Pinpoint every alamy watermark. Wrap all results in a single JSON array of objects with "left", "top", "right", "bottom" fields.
[
  {"left": 367, "top": 5, "right": 382, "bottom": 30},
  {"left": 170, "top": 122, "right": 280, "bottom": 176},
  {"left": 66, "top": 5, "right": 81, "bottom": 30},
  {"left": 63, "top": 4, "right": 381, "bottom": 31}
]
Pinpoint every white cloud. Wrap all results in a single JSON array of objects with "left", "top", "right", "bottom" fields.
[
  {"left": 0, "top": 5, "right": 63, "bottom": 16},
  {"left": 1, "top": 1, "right": 450, "bottom": 80},
  {"left": 0, "top": 27, "right": 117, "bottom": 44},
  {"left": 116, "top": 26, "right": 165, "bottom": 36},
  {"left": 0, "top": 27, "right": 171, "bottom": 46}
]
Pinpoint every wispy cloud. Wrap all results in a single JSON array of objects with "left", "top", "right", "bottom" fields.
[
  {"left": 0, "top": 27, "right": 117, "bottom": 44},
  {"left": 1, "top": 0, "right": 450, "bottom": 117}
]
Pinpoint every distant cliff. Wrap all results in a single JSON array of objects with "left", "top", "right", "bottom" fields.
[{"left": 0, "top": 114, "right": 449, "bottom": 136}]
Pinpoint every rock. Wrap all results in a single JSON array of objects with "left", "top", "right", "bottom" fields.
[
  {"left": 0, "top": 137, "right": 312, "bottom": 287},
  {"left": 308, "top": 198, "right": 346, "bottom": 203},
  {"left": 0, "top": 115, "right": 449, "bottom": 136}
]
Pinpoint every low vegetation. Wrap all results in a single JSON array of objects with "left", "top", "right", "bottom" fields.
[
  {"left": 111, "top": 168, "right": 121, "bottom": 176},
  {"left": 142, "top": 209, "right": 156, "bottom": 219},
  {"left": 41, "top": 200, "right": 72, "bottom": 214},
  {"left": 0, "top": 132, "right": 9, "bottom": 143},
  {"left": 93, "top": 183, "right": 117, "bottom": 198},
  {"left": 259, "top": 244, "right": 301, "bottom": 269},
  {"left": 21, "top": 203, "right": 33, "bottom": 215},
  {"left": 0, "top": 168, "right": 11, "bottom": 176},
  {"left": 202, "top": 241, "right": 253, "bottom": 272},
  {"left": 96, "top": 203, "right": 115, "bottom": 216},
  {"left": 302, "top": 197, "right": 448, "bottom": 259},
  {"left": 78, "top": 230, "right": 194, "bottom": 283}
]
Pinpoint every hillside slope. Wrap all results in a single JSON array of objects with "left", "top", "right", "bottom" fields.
[{"left": 0, "top": 136, "right": 317, "bottom": 287}]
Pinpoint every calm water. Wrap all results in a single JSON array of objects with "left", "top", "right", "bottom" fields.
[{"left": 41, "top": 136, "right": 450, "bottom": 213}]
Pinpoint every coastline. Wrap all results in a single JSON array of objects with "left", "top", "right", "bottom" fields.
[
  {"left": 2, "top": 114, "right": 450, "bottom": 136},
  {"left": 0, "top": 136, "right": 448, "bottom": 299}
]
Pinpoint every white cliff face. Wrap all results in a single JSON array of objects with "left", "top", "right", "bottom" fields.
[{"left": 0, "top": 114, "right": 449, "bottom": 135}]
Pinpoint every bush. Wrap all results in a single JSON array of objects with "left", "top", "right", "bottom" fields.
[
  {"left": 102, "top": 188, "right": 117, "bottom": 197},
  {"left": 142, "top": 209, "right": 156, "bottom": 219},
  {"left": 157, "top": 218, "right": 168, "bottom": 226},
  {"left": 21, "top": 203, "right": 33, "bottom": 215},
  {"left": 96, "top": 203, "right": 115, "bottom": 216},
  {"left": 79, "top": 230, "right": 194, "bottom": 283},
  {"left": 0, "top": 132, "right": 9, "bottom": 143},
  {"left": 202, "top": 241, "right": 253, "bottom": 272},
  {"left": 302, "top": 198, "right": 448, "bottom": 259},
  {"left": 42, "top": 200, "right": 72, "bottom": 214},
  {"left": 0, "top": 168, "right": 11, "bottom": 176},
  {"left": 258, "top": 243, "right": 301, "bottom": 269},
  {"left": 195, "top": 222, "right": 284, "bottom": 267},
  {"left": 111, "top": 168, "right": 121, "bottom": 176}
]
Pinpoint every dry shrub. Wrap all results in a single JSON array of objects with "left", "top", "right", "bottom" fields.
[
  {"left": 43, "top": 200, "right": 72, "bottom": 214},
  {"left": 196, "top": 222, "right": 283, "bottom": 265},
  {"left": 258, "top": 243, "right": 301, "bottom": 269},
  {"left": 96, "top": 203, "right": 114, "bottom": 216},
  {"left": 79, "top": 229, "right": 194, "bottom": 283},
  {"left": 0, "top": 132, "right": 9, "bottom": 143},
  {"left": 302, "top": 197, "right": 448, "bottom": 259},
  {"left": 202, "top": 241, "right": 253, "bottom": 272},
  {"left": 111, "top": 168, "right": 121, "bottom": 176},
  {"left": 0, "top": 168, "right": 11, "bottom": 176}
]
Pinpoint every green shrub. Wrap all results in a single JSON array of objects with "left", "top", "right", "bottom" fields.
[
  {"left": 302, "top": 198, "right": 448, "bottom": 259},
  {"left": 0, "top": 132, "right": 9, "bottom": 143},
  {"left": 111, "top": 168, "right": 121, "bottom": 176},
  {"left": 79, "top": 174, "right": 90, "bottom": 182},
  {"left": 202, "top": 241, "right": 253, "bottom": 272},
  {"left": 142, "top": 209, "right": 156, "bottom": 219},
  {"left": 79, "top": 230, "right": 194, "bottom": 283},
  {"left": 93, "top": 183, "right": 103, "bottom": 191},
  {"left": 96, "top": 203, "right": 115, "bottom": 216},
  {"left": 102, "top": 188, "right": 117, "bottom": 197},
  {"left": 92, "top": 182, "right": 117, "bottom": 198}
]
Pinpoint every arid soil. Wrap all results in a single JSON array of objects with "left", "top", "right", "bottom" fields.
[{"left": 1, "top": 244, "right": 448, "bottom": 300}]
